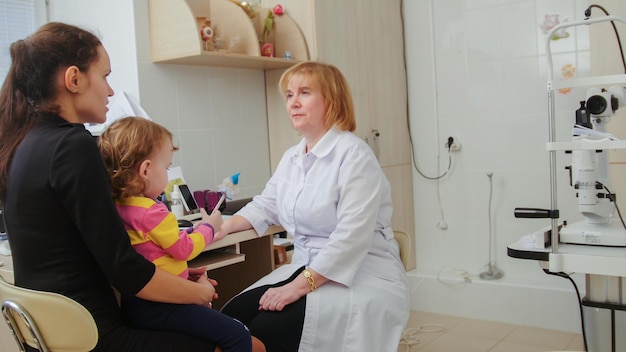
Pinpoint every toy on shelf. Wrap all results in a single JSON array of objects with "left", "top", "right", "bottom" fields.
[
  {"left": 261, "top": 42, "right": 274, "bottom": 57},
  {"left": 262, "top": 9, "right": 274, "bottom": 43},
  {"left": 260, "top": 5, "right": 284, "bottom": 57},
  {"left": 272, "top": 4, "right": 284, "bottom": 16},
  {"left": 197, "top": 17, "right": 215, "bottom": 51},
  {"left": 217, "top": 172, "right": 240, "bottom": 200}
]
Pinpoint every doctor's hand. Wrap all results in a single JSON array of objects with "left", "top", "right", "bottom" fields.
[{"left": 258, "top": 281, "right": 307, "bottom": 312}]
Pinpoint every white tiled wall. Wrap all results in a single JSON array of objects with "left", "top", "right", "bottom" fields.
[
  {"left": 405, "top": 0, "right": 605, "bottom": 333},
  {"left": 135, "top": 62, "right": 272, "bottom": 199}
]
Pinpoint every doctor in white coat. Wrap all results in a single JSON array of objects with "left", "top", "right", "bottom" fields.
[{"left": 219, "top": 61, "right": 409, "bottom": 352}]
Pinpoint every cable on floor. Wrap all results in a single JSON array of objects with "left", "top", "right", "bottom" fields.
[
  {"left": 398, "top": 324, "right": 447, "bottom": 352},
  {"left": 542, "top": 269, "right": 588, "bottom": 352},
  {"left": 437, "top": 265, "right": 472, "bottom": 286}
]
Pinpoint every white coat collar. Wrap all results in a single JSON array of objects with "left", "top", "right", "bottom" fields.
[{"left": 294, "top": 127, "right": 343, "bottom": 159}]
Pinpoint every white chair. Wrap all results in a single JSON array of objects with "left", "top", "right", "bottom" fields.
[
  {"left": 394, "top": 230, "right": 411, "bottom": 271},
  {"left": 0, "top": 275, "right": 98, "bottom": 352}
]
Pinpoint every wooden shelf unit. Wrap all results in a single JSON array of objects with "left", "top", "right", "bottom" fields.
[
  {"left": 187, "top": 225, "right": 282, "bottom": 270},
  {"left": 148, "top": 0, "right": 309, "bottom": 67},
  {"left": 188, "top": 247, "right": 245, "bottom": 271}
]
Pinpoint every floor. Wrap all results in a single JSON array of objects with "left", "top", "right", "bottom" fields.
[
  {"left": 398, "top": 310, "right": 586, "bottom": 352},
  {"left": 0, "top": 309, "right": 586, "bottom": 352},
  {"left": 0, "top": 319, "right": 19, "bottom": 352}
]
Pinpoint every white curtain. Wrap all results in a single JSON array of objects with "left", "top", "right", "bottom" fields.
[{"left": 0, "top": 0, "right": 46, "bottom": 81}]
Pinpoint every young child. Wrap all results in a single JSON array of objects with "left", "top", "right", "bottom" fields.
[{"left": 98, "top": 116, "right": 265, "bottom": 352}]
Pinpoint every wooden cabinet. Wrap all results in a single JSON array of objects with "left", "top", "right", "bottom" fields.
[
  {"left": 188, "top": 229, "right": 278, "bottom": 310},
  {"left": 148, "top": 0, "right": 416, "bottom": 270}
]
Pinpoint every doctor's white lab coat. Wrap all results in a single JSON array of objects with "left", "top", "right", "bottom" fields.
[{"left": 236, "top": 128, "right": 410, "bottom": 352}]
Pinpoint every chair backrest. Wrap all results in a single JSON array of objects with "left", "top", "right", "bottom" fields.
[
  {"left": 393, "top": 230, "right": 411, "bottom": 271},
  {"left": 0, "top": 276, "right": 98, "bottom": 352}
]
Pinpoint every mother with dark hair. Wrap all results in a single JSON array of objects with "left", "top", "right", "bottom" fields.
[{"left": 0, "top": 22, "right": 222, "bottom": 351}]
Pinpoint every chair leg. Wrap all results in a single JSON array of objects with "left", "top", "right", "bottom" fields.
[
  {"left": 2, "top": 301, "right": 50, "bottom": 352},
  {"left": 2, "top": 305, "right": 27, "bottom": 352}
]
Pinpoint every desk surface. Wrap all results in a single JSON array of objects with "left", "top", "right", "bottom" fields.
[
  {"left": 204, "top": 225, "right": 282, "bottom": 250},
  {"left": 508, "top": 239, "right": 626, "bottom": 276}
]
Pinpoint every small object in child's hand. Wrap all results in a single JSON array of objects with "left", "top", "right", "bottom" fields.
[{"left": 211, "top": 194, "right": 226, "bottom": 216}]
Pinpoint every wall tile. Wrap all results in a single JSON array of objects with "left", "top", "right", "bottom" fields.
[
  {"left": 137, "top": 63, "right": 178, "bottom": 132},
  {"left": 209, "top": 69, "right": 245, "bottom": 130},
  {"left": 500, "top": 2, "right": 538, "bottom": 59}
]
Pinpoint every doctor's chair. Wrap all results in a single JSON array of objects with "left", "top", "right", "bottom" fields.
[
  {"left": 393, "top": 230, "right": 411, "bottom": 271},
  {"left": 0, "top": 275, "right": 98, "bottom": 352}
]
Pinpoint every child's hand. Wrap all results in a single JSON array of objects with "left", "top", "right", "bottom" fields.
[
  {"left": 187, "top": 267, "right": 207, "bottom": 282},
  {"left": 199, "top": 207, "right": 223, "bottom": 234}
]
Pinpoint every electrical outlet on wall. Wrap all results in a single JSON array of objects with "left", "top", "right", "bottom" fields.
[
  {"left": 365, "top": 129, "right": 380, "bottom": 160},
  {"left": 445, "top": 136, "right": 461, "bottom": 152}
]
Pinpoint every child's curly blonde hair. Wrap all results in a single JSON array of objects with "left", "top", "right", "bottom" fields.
[{"left": 98, "top": 116, "right": 178, "bottom": 199}]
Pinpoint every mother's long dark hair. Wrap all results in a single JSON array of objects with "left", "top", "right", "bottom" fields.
[{"left": 0, "top": 22, "right": 102, "bottom": 197}]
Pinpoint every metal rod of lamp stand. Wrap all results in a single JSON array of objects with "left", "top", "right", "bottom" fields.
[{"left": 481, "top": 172, "right": 503, "bottom": 280}]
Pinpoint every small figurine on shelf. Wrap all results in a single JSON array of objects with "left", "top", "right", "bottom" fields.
[
  {"left": 272, "top": 4, "right": 284, "bottom": 16},
  {"left": 260, "top": 5, "right": 284, "bottom": 57},
  {"left": 198, "top": 17, "right": 215, "bottom": 51},
  {"left": 262, "top": 9, "right": 275, "bottom": 43},
  {"left": 262, "top": 5, "right": 283, "bottom": 37},
  {"left": 261, "top": 42, "right": 274, "bottom": 57},
  {"left": 217, "top": 172, "right": 240, "bottom": 200}
]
